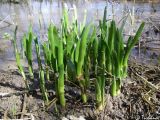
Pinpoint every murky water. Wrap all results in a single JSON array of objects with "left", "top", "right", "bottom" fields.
[{"left": 0, "top": 0, "right": 160, "bottom": 70}]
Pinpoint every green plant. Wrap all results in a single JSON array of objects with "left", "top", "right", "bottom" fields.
[
  {"left": 13, "top": 26, "right": 29, "bottom": 90},
  {"left": 23, "top": 26, "right": 34, "bottom": 79},
  {"left": 48, "top": 24, "right": 58, "bottom": 72},
  {"left": 75, "top": 25, "right": 91, "bottom": 103},
  {"left": 94, "top": 7, "right": 145, "bottom": 110},
  {"left": 42, "top": 42, "right": 51, "bottom": 81},
  {"left": 12, "top": 6, "right": 145, "bottom": 110},
  {"left": 110, "top": 21, "right": 145, "bottom": 96},
  {"left": 48, "top": 22, "right": 66, "bottom": 107},
  {"left": 39, "top": 69, "right": 49, "bottom": 103},
  {"left": 95, "top": 40, "right": 106, "bottom": 110},
  {"left": 56, "top": 38, "right": 66, "bottom": 107},
  {"left": 34, "top": 37, "right": 49, "bottom": 103},
  {"left": 61, "top": 5, "right": 91, "bottom": 103},
  {"left": 94, "top": 7, "right": 107, "bottom": 110}
]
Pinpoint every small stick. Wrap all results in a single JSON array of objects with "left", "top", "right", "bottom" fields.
[
  {"left": 0, "top": 15, "right": 11, "bottom": 25},
  {"left": 46, "top": 98, "right": 57, "bottom": 110},
  {"left": 131, "top": 68, "right": 159, "bottom": 92},
  {"left": 3, "top": 108, "right": 8, "bottom": 120},
  {"left": 0, "top": 89, "right": 41, "bottom": 98},
  {"left": 0, "top": 91, "right": 28, "bottom": 98},
  {"left": 20, "top": 93, "right": 27, "bottom": 119}
]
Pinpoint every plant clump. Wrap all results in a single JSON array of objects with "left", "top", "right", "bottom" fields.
[{"left": 13, "top": 5, "right": 145, "bottom": 110}]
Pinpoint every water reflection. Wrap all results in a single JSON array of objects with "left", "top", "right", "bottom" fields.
[{"left": 0, "top": 0, "right": 159, "bottom": 70}]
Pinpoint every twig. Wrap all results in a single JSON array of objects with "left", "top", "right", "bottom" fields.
[
  {"left": 66, "top": 80, "right": 80, "bottom": 89},
  {"left": 46, "top": 98, "right": 57, "bottom": 110},
  {"left": 15, "top": 113, "right": 35, "bottom": 120},
  {"left": 0, "top": 91, "right": 28, "bottom": 98},
  {"left": 0, "top": 15, "right": 12, "bottom": 25},
  {"left": 147, "top": 18, "right": 160, "bottom": 31},
  {"left": 145, "top": 37, "right": 160, "bottom": 41},
  {"left": 140, "top": 46, "right": 160, "bottom": 51},
  {"left": 131, "top": 68, "right": 159, "bottom": 92},
  {"left": 141, "top": 93, "right": 155, "bottom": 110},
  {"left": 0, "top": 89, "right": 41, "bottom": 98},
  {"left": 3, "top": 108, "right": 8, "bottom": 120},
  {"left": 20, "top": 93, "right": 27, "bottom": 119}
]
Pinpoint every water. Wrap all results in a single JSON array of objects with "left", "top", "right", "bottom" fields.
[{"left": 0, "top": 0, "right": 160, "bottom": 70}]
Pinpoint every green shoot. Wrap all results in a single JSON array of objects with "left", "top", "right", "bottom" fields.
[
  {"left": 12, "top": 26, "right": 29, "bottom": 90},
  {"left": 34, "top": 37, "right": 48, "bottom": 103},
  {"left": 23, "top": 26, "right": 34, "bottom": 79}
]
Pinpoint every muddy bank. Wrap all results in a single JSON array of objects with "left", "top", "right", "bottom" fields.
[{"left": 0, "top": 60, "right": 159, "bottom": 120}]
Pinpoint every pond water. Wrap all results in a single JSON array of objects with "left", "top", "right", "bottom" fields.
[{"left": 0, "top": 0, "right": 160, "bottom": 70}]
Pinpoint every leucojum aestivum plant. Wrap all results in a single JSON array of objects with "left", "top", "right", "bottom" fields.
[
  {"left": 12, "top": 5, "right": 144, "bottom": 110},
  {"left": 12, "top": 26, "right": 29, "bottom": 90},
  {"left": 94, "top": 7, "right": 145, "bottom": 110},
  {"left": 34, "top": 37, "right": 49, "bottom": 103},
  {"left": 22, "top": 26, "right": 34, "bottom": 79}
]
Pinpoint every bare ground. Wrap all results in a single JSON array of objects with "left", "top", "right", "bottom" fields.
[{"left": 0, "top": 60, "right": 160, "bottom": 120}]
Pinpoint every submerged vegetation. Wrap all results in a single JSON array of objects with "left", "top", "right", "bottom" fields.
[{"left": 13, "top": 5, "right": 144, "bottom": 110}]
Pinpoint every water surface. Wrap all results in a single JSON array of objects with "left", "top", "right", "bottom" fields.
[{"left": 0, "top": 0, "right": 159, "bottom": 70}]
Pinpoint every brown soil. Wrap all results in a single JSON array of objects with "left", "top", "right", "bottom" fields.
[{"left": 0, "top": 60, "right": 160, "bottom": 120}]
